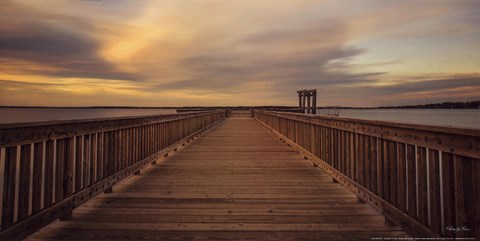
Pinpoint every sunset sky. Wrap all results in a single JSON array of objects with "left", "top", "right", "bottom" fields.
[{"left": 1, "top": 0, "right": 479, "bottom": 107}]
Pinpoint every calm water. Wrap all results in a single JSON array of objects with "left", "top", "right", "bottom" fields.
[
  {"left": 0, "top": 108, "right": 478, "bottom": 130},
  {"left": 317, "top": 109, "right": 479, "bottom": 129},
  {"left": 0, "top": 108, "right": 176, "bottom": 124}
]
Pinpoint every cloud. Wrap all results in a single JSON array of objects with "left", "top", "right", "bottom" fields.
[
  {"left": 0, "top": 0, "right": 479, "bottom": 107},
  {"left": 315, "top": 75, "right": 480, "bottom": 106},
  {"left": 154, "top": 21, "right": 379, "bottom": 94},
  {"left": 0, "top": 2, "right": 141, "bottom": 81},
  {"left": 375, "top": 76, "right": 480, "bottom": 95}
]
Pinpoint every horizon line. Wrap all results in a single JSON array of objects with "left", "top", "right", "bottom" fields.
[{"left": 0, "top": 100, "right": 479, "bottom": 109}]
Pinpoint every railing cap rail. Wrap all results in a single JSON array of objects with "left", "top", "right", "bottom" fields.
[
  {"left": 254, "top": 110, "right": 480, "bottom": 137},
  {"left": 0, "top": 110, "right": 223, "bottom": 130}
]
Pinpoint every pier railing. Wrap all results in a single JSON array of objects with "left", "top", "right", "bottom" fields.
[
  {"left": 227, "top": 109, "right": 253, "bottom": 118},
  {"left": 0, "top": 110, "right": 226, "bottom": 240},
  {"left": 254, "top": 110, "right": 479, "bottom": 239}
]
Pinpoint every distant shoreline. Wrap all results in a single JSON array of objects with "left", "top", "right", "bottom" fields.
[{"left": 0, "top": 100, "right": 478, "bottom": 109}]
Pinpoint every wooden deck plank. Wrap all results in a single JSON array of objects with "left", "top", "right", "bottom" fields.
[{"left": 28, "top": 118, "right": 409, "bottom": 241}]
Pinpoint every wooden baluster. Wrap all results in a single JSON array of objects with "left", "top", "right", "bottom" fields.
[
  {"left": 370, "top": 136, "right": 378, "bottom": 195},
  {"left": 364, "top": 136, "right": 371, "bottom": 192},
  {"left": 60, "top": 138, "right": 74, "bottom": 221},
  {"left": 453, "top": 155, "right": 477, "bottom": 238},
  {"left": 55, "top": 139, "right": 65, "bottom": 203},
  {"left": 355, "top": 133, "right": 360, "bottom": 182},
  {"left": 18, "top": 144, "right": 32, "bottom": 222},
  {"left": 389, "top": 141, "right": 398, "bottom": 207},
  {"left": 84, "top": 135, "right": 91, "bottom": 187},
  {"left": 319, "top": 126, "right": 324, "bottom": 161},
  {"left": 350, "top": 132, "right": 356, "bottom": 180},
  {"left": 330, "top": 128, "right": 335, "bottom": 167},
  {"left": 382, "top": 139, "right": 391, "bottom": 202},
  {"left": 102, "top": 132, "right": 109, "bottom": 179},
  {"left": 137, "top": 126, "right": 141, "bottom": 161},
  {"left": 2, "top": 147, "right": 17, "bottom": 228},
  {"left": 141, "top": 127, "right": 145, "bottom": 159},
  {"left": 441, "top": 152, "right": 456, "bottom": 238},
  {"left": 97, "top": 133, "right": 104, "bottom": 181},
  {"left": 472, "top": 158, "right": 480, "bottom": 240},
  {"left": 43, "top": 140, "right": 54, "bottom": 209},
  {"left": 109, "top": 131, "right": 115, "bottom": 176},
  {"left": 397, "top": 143, "right": 407, "bottom": 212},
  {"left": 428, "top": 149, "right": 441, "bottom": 234},
  {"left": 339, "top": 130, "right": 344, "bottom": 173},
  {"left": 75, "top": 136, "right": 83, "bottom": 192},
  {"left": 125, "top": 129, "right": 131, "bottom": 166},
  {"left": 406, "top": 144, "right": 417, "bottom": 219},
  {"left": 90, "top": 134, "right": 97, "bottom": 185},
  {"left": 32, "top": 142, "right": 43, "bottom": 214},
  {"left": 119, "top": 130, "right": 124, "bottom": 170},
  {"left": 377, "top": 139, "right": 384, "bottom": 199},
  {"left": 417, "top": 147, "right": 428, "bottom": 225},
  {"left": 113, "top": 131, "right": 119, "bottom": 173}
]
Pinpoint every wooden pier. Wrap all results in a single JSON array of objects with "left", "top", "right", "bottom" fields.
[{"left": 0, "top": 110, "right": 479, "bottom": 240}]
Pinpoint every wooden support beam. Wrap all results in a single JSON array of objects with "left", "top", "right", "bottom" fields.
[
  {"left": 298, "top": 93, "right": 302, "bottom": 109},
  {"left": 302, "top": 93, "right": 307, "bottom": 113},
  {"left": 297, "top": 89, "right": 317, "bottom": 114},
  {"left": 307, "top": 93, "right": 311, "bottom": 114}
]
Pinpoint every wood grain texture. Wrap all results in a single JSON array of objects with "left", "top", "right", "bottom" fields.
[{"left": 29, "top": 118, "right": 408, "bottom": 241}]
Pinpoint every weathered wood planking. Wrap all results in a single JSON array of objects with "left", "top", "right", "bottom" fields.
[
  {"left": 28, "top": 118, "right": 408, "bottom": 241},
  {"left": 254, "top": 110, "right": 480, "bottom": 239},
  {"left": 0, "top": 111, "right": 226, "bottom": 240}
]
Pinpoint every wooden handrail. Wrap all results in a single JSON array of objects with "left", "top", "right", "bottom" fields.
[
  {"left": 254, "top": 110, "right": 479, "bottom": 239},
  {"left": 0, "top": 111, "right": 222, "bottom": 148},
  {"left": 0, "top": 110, "right": 226, "bottom": 240}
]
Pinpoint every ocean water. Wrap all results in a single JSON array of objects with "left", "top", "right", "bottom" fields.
[
  {"left": 0, "top": 108, "right": 478, "bottom": 130},
  {"left": 317, "top": 108, "right": 479, "bottom": 130},
  {"left": 0, "top": 108, "right": 176, "bottom": 124}
]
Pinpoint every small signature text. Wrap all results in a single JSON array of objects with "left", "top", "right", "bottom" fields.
[{"left": 445, "top": 226, "right": 470, "bottom": 233}]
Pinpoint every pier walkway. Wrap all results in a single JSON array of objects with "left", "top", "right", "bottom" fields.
[{"left": 28, "top": 118, "right": 408, "bottom": 240}]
